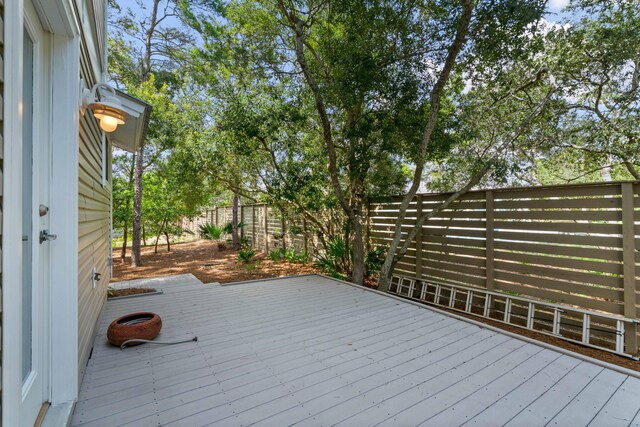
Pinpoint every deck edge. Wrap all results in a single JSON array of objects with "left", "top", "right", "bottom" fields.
[{"left": 319, "top": 274, "right": 640, "bottom": 380}]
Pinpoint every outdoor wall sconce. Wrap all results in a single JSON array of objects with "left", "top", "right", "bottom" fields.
[{"left": 80, "top": 82, "right": 126, "bottom": 133}]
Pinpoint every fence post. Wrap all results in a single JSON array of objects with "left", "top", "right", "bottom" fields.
[
  {"left": 215, "top": 207, "right": 219, "bottom": 227},
  {"left": 240, "top": 205, "right": 245, "bottom": 240},
  {"left": 303, "top": 218, "right": 308, "bottom": 253},
  {"left": 621, "top": 182, "right": 638, "bottom": 355},
  {"left": 252, "top": 205, "right": 256, "bottom": 248},
  {"left": 415, "top": 195, "right": 423, "bottom": 279},
  {"left": 263, "top": 204, "right": 269, "bottom": 253},
  {"left": 281, "top": 214, "right": 287, "bottom": 251},
  {"left": 364, "top": 202, "right": 371, "bottom": 254},
  {"left": 485, "top": 190, "right": 495, "bottom": 291}
]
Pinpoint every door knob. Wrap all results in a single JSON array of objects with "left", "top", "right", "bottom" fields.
[{"left": 40, "top": 230, "right": 57, "bottom": 244}]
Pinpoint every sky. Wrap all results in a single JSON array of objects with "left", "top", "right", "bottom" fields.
[{"left": 549, "top": 0, "right": 571, "bottom": 10}]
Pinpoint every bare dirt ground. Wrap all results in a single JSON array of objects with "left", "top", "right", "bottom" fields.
[
  {"left": 113, "top": 239, "right": 639, "bottom": 372},
  {"left": 113, "top": 239, "right": 321, "bottom": 284}
]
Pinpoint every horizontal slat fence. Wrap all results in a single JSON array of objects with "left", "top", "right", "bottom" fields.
[
  {"left": 370, "top": 181, "right": 640, "bottom": 353},
  {"left": 188, "top": 204, "right": 318, "bottom": 256}
]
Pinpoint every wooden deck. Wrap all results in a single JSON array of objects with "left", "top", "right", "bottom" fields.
[{"left": 72, "top": 274, "right": 640, "bottom": 427}]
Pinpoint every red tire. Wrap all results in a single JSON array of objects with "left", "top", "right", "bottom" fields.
[{"left": 107, "top": 312, "right": 162, "bottom": 347}]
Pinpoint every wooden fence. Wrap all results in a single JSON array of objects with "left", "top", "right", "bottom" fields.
[
  {"left": 184, "top": 181, "right": 639, "bottom": 322},
  {"left": 184, "top": 204, "right": 317, "bottom": 255},
  {"left": 369, "top": 181, "right": 640, "bottom": 323}
]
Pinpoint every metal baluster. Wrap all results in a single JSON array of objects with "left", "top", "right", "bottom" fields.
[
  {"left": 465, "top": 291, "right": 473, "bottom": 313},
  {"left": 504, "top": 298, "right": 512, "bottom": 323},
  {"left": 616, "top": 320, "right": 625, "bottom": 354},
  {"left": 407, "top": 280, "right": 416, "bottom": 299},
  {"left": 582, "top": 313, "right": 590, "bottom": 345},
  {"left": 419, "top": 281, "right": 427, "bottom": 301},
  {"left": 527, "top": 303, "right": 535, "bottom": 329},
  {"left": 483, "top": 294, "right": 492, "bottom": 317},
  {"left": 552, "top": 309, "right": 561, "bottom": 335}
]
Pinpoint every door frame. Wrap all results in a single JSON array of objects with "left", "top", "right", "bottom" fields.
[
  {"left": 3, "top": 0, "right": 81, "bottom": 425},
  {"left": 20, "top": 2, "right": 52, "bottom": 422}
]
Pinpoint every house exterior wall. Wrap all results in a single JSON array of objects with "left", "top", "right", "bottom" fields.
[
  {"left": 76, "top": 0, "right": 111, "bottom": 383},
  {"left": 1, "top": 0, "right": 111, "bottom": 422}
]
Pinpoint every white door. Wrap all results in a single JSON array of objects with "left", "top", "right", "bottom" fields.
[{"left": 21, "top": 2, "right": 52, "bottom": 425}]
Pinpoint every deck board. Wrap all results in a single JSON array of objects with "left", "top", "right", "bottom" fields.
[{"left": 72, "top": 274, "right": 640, "bottom": 427}]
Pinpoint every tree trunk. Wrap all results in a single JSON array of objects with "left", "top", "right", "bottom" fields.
[
  {"left": 351, "top": 218, "right": 365, "bottom": 286},
  {"left": 623, "top": 160, "right": 640, "bottom": 179},
  {"left": 377, "top": 88, "right": 554, "bottom": 291},
  {"left": 164, "top": 229, "right": 171, "bottom": 252},
  {"left": 232, "top": 193, "right": 240, "bottom": 250},
  {"left": 143, "top": 224, "right": 147, "bottom": 246},
  {"left": 154, "top": 220, "right": 165, "bottom": 254},
  {"left": 121, "top": 153, "right": 136, "bottom": 262},
  {"left": 377, "top": 0, "right": 473, "bottom": 291},
  {"left": 131, "top": 145, "right": 144, "bottom": 266},
  {"left": 120, "top": 220, "right": 129, "bottom": 263},
  {"left": 131, "top": 0, "right": 160, "bottom": 266},
  {"left": 154, "top": 232, "right": 161, "bottom": 254}
]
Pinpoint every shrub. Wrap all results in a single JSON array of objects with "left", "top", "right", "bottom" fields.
[
  {"left": 365, "top": 247, "right": 386, "bottom": 274},
  {"left": 222, "top": 221, "right": 245, "bottom": 237},
  {"left": 268, "top": 248, "right": 284, "bottom": 261},
  {"left": 199, "top": 223, "right": 222, "bottom": 240},
  {"left": 314, "top": 237, "right": 349, "bottom": 280},
  {"left": 297, "top": 250, "right": 311, "bottom": 264},
  {"left": 284, "top": 248, "right": 298, "bottom": 262},
  {"left": 238, "top": 247, "right": 256, "bottom": 263},
  {"left": 314, "top": 238, "right": 384, "bottom": 278},
  {"left": 284, "top": 248, "right": 310, "bottom": 263},
  {"left": 222, "top": 221, "right": 233, "bottom": 236}
]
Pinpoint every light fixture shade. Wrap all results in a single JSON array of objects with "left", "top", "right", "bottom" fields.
[
  {"left": 83, "top": 83, "right": 128, "bottom": 133},
  {"left": 91, "top": 105, "right": 126, "bottom": 124}
]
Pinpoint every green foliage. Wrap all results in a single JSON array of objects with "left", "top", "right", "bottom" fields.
[
  {"left": 284, "top": 248, "right": 310, "bottom": 264},
  {"left": 268, "top": 248, "right": 284, "bottom": 262},
  {"left": 187, "top": 0, "right": 547, "bottom": 284},
  {"left": 268, "top": 247, "right": 309, "bottom": 263},
  {"left": 531, "top": 2, "right": 640, "bottom": 183},
  {"left": 314, "top": 237, "right": 350, "bottom": 280},
  {"left": 222, "top": 222, "right": 233, "bottom": 236},
  {"left": 199, "top": 223, "right": 223, "bottom": 240},
  {"left": 365, "top": 247, "right": 386, "bottom": 274},
  {"left": 238, "top": 247, "right": 256, "bottom": 263},
  {"left": 166, "top": 225, "right": 194, "bottom": 239},
  {"left": 314, "top": 238, "right": 385, "bottom": 277},
  {"left": 222, "top": 221, "right": 244, "bottom": 236}
]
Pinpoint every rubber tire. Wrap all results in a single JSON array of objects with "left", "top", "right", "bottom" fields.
[{"left": 107, "top": 312, "right": 162, "bottom": 347}]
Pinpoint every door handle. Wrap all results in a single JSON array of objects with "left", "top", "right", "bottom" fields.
[{"left": 40, "top": 230, "right": 57, "bottom": 244}]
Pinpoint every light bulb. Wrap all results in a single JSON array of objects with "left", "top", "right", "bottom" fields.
[{"left": 100, "top": 115, "right": 119, "bottom": 132}]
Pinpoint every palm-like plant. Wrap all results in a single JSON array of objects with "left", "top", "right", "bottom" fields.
[{"left": 199, "top": 223, "right": 222, "bottom": 240}]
